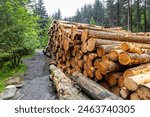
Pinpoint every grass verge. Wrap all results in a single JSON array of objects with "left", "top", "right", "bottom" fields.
[{"left": 0, "top": 51, "right": 35, "bottom": 92}]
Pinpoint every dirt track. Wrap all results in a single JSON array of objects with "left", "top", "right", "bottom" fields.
[{"left": 19, "top": 51, "right": 57, "bottom": 100}]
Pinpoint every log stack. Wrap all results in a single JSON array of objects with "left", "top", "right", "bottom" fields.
[{"left": 46, "top": 20, "right": 150, "bottom": 100}]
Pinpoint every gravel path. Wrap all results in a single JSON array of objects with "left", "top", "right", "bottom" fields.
[{"left": 19, "top": 51, "right": 57, "bottom": 100}]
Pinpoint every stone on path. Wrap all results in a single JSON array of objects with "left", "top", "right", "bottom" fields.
[{"left": 0, "top": 86, "right": 17, "bottom": 100}]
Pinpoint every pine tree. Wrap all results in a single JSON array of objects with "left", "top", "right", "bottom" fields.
[
  {"left": 35, "top": 0, "right": 50, "bottom": 48},
  {"left": 90, "top": 17, "right": 96, "bottom": 25},
  {"left": 52, "top": 9, "right": 62, "bottom": 20}
]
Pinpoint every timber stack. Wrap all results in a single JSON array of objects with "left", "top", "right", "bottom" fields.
[{"left": 45, "top": 20, "right": 150, "bottom": 100}]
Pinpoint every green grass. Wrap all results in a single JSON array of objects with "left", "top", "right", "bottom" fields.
[{"left": 0, "top": 52, "right": 35, "bottom": 92}]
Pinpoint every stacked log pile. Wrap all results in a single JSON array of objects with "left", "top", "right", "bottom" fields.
[{"left": 46, "top": 20, "right": 150, "bottom": 100}]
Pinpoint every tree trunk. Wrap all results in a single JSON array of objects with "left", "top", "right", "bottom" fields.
[
  {"left": 49, "top": 64, "right": 89, "bottom": 100},
  {"left": 123, "top": 72, "right": 150, "bottom": 91},
  {"left": 137, "top": 83, "right": 150, "bottom": 100},
  {"left": 119, "top": 52, "right": 150, "bottom": 65},
  {"left": 123, "top": 63, "right": 150, "bottom": 78},
  {"left": 71, "top": 72, "right": 122, "bottom": 100},
  {"left": 88, "top": 30, "right": 150, "bottom": 43}
]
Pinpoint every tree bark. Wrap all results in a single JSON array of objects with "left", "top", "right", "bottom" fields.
[
  {"left": 49, "top": 64, "right": 89, "bottom": 100},
  {"left": 123, "top": 72, "right": 150, "bottom": 91},
  {"left": 123, "top": 63, "right": 150, "bottom": 78},
  {"left": 119, "top": 52, "right": 150, "bottom": 65},
  {"left": 70, "top": 72, "right": 122, "bottom": 100}
]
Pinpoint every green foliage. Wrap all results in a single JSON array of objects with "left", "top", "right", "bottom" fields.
[
  {"left": 35, "top": 0, "right": 51, "bottom": 48},
  {"left": 0, "top": 62, "right": 27, "bottom": 92},
  {"left": 90, "top": 17, "right": 96, "bottom": 25},
  {"left": 0, "top": 0, "right": 39, "bottom": 51}
]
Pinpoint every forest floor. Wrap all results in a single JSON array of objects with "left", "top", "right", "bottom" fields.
[{"left": 18, "top": 50, "right": 57, "bottom": 100}]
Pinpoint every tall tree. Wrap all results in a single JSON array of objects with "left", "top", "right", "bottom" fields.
[
  {"left": 35, "top": 0, "right": 50, "bottom": 48},
  {"left": 52, "top": 9, "right": 62, "bottom": 20},
  {"left": 144, "top": 0, "right": 147, "bottom": 31},
  {"left": 93, "top": 0, "right": 105, "bottom": 25},
  {"left": 136, "top": 0, "right": 141, "bottom": 31},
  {"left": 117, "top": 0, "right": 120, "bottom": 26},
  {"left": 127, "top": 0, "right": 132, "bottom": 31}
]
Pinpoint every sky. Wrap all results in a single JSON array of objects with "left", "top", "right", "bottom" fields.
[{"left": 43, "top": 0, "right": 95, "bottom": 18}]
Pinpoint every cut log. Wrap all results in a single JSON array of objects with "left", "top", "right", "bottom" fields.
[
  {"left": 70, "top": 58, "right": 76, "bottom": 67},
  {"left": 86, "top": 57, "right": 93, "bottom": 67},
  {"left": 86, "top": 67, "right": 95, "bottom": 78},
  {"left": 123, "top": 63, "right": 150, "bottom": 78},
  {"left": 88, "top": 53, "right": 98, "bottom": 61},
  {"left": 76, "top": 51, "right": 83, "bottom": 59},
  {"left": 88, "top": 30, "right": 150, "bottom": 43},
  {"left": 78, "top": 60, "right": 84, "bottom": 69},
  {"left": 137, "top": 83, "right": 150, "bottom": 100},
  {"left": 81, "top": 29, "right": 88, "bottom": 42},
  {"left": 71, "top": 72, "right": 122, "bottom": 100},
  {"left": 99, "top": 60, "right": 121, "bottom": 75},
  {"left": 130, "top": 92, "right": 140, "bottom": 100},
  {"left": 119, "top": 87, "right": 130, "bottom": 99},
  {"left": 118, "top": 76, "right": 124, "bottom": 87},
  {"left": 123, "top": 72, "right": 150, "bottom": 91},
  {"left": 87, "top": 39, "right": 150, "bottom": 49},
  {"left": 81, "top": 42, "right": 88, "bottom": 53},
  {"left": 105, "top": 72, "right": 123, "bottom": 87},
  {"left": 97, "top": 45, "right": 120, "bottom": 57},
  {"left": 93, "top": 58, "right": 101, "bottom": 68},
  {"left": 95, "top": 69, "right": 103, "bottom": 81},
  {"left": 109, "top": 49, "right": 124, "bottom": 61},
  {"left": 121, "top": 43, "right": 142, "bottom": 54},
  {"left": 119, "top": 52, "right": 150, "bottom": 65},
  {"left": 49, "top": 64, "right": 89, "bottom": 100}
]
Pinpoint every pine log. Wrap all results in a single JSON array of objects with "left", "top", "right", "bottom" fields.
[
  {"left": 93, "top": 58, "right": 101, "bottom": 69},
  {"left": 102, "top": 54, "right": 110, "bottom": 61},
  {"left": 88, "top": 39, "right": 150, "bottom": 49},
  {"left": 95, "top": 69, "right": 103, "bottom": 81},
  {"left": 123, "top": 72, "right": 150, "bottom": 91},
  {"left": 121, "top": 43, "right": 142, "bottom": 54},
  {"left": 130, "top": 92, "right": 140, "bottom": 100},
  {"left": 118, "top": 76, "right": 124, "bottom": 87},
  {"left": 88, "top": 53, "right": 98, "bottom": 61},
  {"left": 76, "top": 51, "right": 83, "bottom": 59},
  {"left": 86, "top": 67, "right": 95, "bottom": 78},
  {"left": 137, "top": 83, "right": 150, "bottom": 100},
  {"left": 123, "top": 63, "right": 150, "bottom": 78},
  {"left": 86, "top": 57, "right": 93, "bottom": 67},
  {"left": 105, "top": 72, "right": 123, "bottom": 87},
  {"left": 81, "top": 42, "right": 88, "bottom": 53},
  {"left": 97, "top": 45, "right": 120, "bottom": 57},
  {"left": 49, "top": 64, "right": 89, "bottom": 100},
  {"left": 71, "top": 72, "right": 122, "bottom": 100},
  {"left": 88, "top": 30, "right": 150, "bottom": 43},
  {"left": 99, "top": 60, "right": 121, "bottom": 75},
  {"left": 119, "top": 87, "right": 130, "bottom": 99},
  {"left": 70, "top": 58, "right": 76, "bottom": 67},
  {"left": 119, "top": 52, "right": 150, "bottom": 65},
  {"left": 78, "top": 60, "right": 84, "bottom": 69},
  {"left": 109, "top": 49, "right": 124, "bottom": 61},
  {"left": 81, "top": 29, "right": 88, "bottom": 42}
]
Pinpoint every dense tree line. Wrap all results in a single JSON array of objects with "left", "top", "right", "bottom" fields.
[
  {"left": 64, "top": 0, "right": 150, "bottom": 32},
  {"left": 0, "top": 0, "right": 50, "bottom": 68}
]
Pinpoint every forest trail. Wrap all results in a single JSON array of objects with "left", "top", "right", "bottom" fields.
[{"left": 19, "top": 50, "right": 57, "bottom": 100}]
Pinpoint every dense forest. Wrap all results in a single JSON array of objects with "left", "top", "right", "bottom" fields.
[
  {"left": 0, "top": 0, "right": 51, "bottom": 92},
  {"left": 53, "top": 0, "right": 150, "bottom": 32},
  {"left": 0, "top": 0, "right": 50, "bottom": 68}
]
